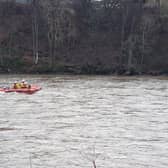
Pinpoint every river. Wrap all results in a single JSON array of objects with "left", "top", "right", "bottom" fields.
[{"left": 0, "top": 75, "right": 168, "bottom": 168}]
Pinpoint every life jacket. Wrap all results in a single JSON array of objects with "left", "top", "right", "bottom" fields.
[
  {"left": 16, "top": 83, "right": 21, "bottom": 89},
  {"left": 13, "top": 83, "right": 21, "bottom": 89},
  {"left": 20, "top": 82, "right": 27, "bottom": 88}
]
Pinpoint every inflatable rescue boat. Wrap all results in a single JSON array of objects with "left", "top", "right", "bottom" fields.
[{"left": 0, "top": 85, "right": 41, "bottom": 94}]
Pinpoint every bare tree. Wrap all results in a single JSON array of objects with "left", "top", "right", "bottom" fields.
[
  {"left": 40, "top": 0, "right": 76, "bottom": 67},
  {"left": 31, "top": 0, "right": 39, "bottom": 64}
]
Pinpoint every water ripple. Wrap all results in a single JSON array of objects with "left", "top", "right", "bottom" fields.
[{"left": 0, "top": 75, "right": 168, "bottom": 168}]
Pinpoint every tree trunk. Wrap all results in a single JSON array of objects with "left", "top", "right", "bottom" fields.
[
  {"left": 127, "top": 37, "right": 134, "bottom": 70},
  {"left": 8, "top": 32, "right": 13, "bottom": 58},
  {"left": 48, "top": 24, "right": 56, "bottom": 68},
  {"left": 141, "top": 27, "right": 145, "bottom": 67},
  {"left": 156, "top": 0, "right": 161, "bottom": 16},
  {"left": 32, "top": 0, "right": 39, "bottom": 64},
  {"left": 120, "top": 5, "right": 128, "bottom": 66},
  {"left": 127, "top": 16, "right": 136, "bottom": 72},
  {"left": 0, "top": 48, "right": 3, "bottom": 66}
]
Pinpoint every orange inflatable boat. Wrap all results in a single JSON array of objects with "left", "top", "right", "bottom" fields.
[{"left": 0, "top": 85, "right": 41, "bottom": 94}]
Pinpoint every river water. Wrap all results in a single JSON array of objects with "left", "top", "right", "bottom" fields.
[{"left": 0, "top": 75, "right": 168, "bottom": 168}]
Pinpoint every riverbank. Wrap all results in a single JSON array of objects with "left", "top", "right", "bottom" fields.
[{"left": 0, "top": 64, "right": 168, "bottom": 76}]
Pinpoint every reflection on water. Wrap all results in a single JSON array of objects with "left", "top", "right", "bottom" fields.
[{"left": 0, "top": 75, "right": 168, "bottom": 168}]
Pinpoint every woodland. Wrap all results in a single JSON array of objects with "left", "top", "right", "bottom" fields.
[{"left": 0, "top": 0, "right": 168, "bottom": 75}]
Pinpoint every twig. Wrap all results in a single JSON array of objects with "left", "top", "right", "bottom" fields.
[
  {"left": 93, "top": 160, "right": 97, "bottom": 168},
  {"left": 29, "top": 153, "right": 32, "bottom": 168},
  {"left": 80, "top": 145, "right": 99, "bottom": 168}
]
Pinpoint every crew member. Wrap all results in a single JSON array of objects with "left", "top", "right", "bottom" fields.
[
  {"left": 20, "top": 80, "right": 27, "bottom": 88},
  {"left": 13, "top": 81, "right": 20, "bottom": 89}
]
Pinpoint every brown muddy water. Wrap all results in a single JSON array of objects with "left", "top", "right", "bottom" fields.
[{"left": 0, "top": 75, "right": 168, "bottom": 168}]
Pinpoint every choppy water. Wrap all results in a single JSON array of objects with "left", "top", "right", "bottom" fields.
[{"left": 0, "top": 75, "right": 168, "bottom": 168}]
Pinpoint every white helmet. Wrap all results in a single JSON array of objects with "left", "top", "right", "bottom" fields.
[{"left": 22, "top": 79, "right": 25, "bottom": 83}]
